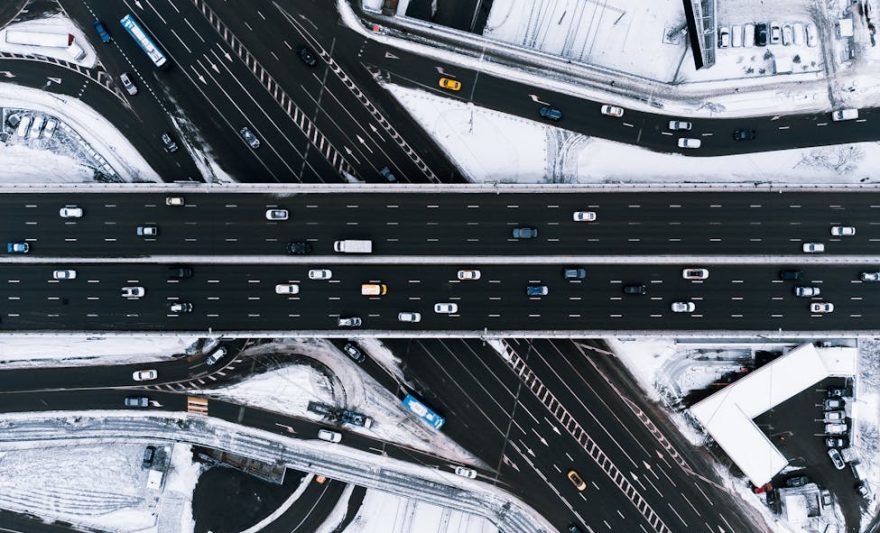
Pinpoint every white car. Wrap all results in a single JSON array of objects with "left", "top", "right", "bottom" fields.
[
  {"left": 677, "top": 138, "right": 702, "bottom": 149},
  {"left": 308, "top": 269, "right": 332, "bottom": 280},
  {"left": 682, "top": 268, "right": 709, "bottom": 280},
  {"left": 52, "top": 269, "right": 76, "bottom": 280},
  {"left": 59, "top": 206, "right": 83, "bottom": 218},
  {"left": 861, "top": 272, "right": 880, "bottom": 282},
  {"left": 668, "top": 120, "right": 692, "bottom": 131},
  {"left": 769, "top": 21, "right": 781, "bottom": 44},
  {"left": 275, "top": 283, "right": 300, "bottom": 295},
  {"left": 825, "top": 423, "right": 847, "bottom": 434},
  {"left": 137, "top": 226, "right": 158, "bottom": 237},
  {"left": 169, "top": 302, "right": 192, "bottom": 313},
  {"left": 434, "top": 303, "right": 458, "bottom": 314},
  {"left": 794, "top": 286, "right": 820, "bottom": 297},
  {"left": 454, "top": 466, "right": 477, "bottom": 479},
  {"left": 265, "top": 209, "right": 288, "bottom": 221},
  {"left": 803, "top": 242, "right": 825, "bottom": 253},
  {"left": 120, "top": 72, "right": 138, "bottom": 95},
  {"left": 600, "top": 104, "right": 624, "bottom": 117},
  {"left": 718, "top": 26, "right": 730, "bottom": 48},
  {"left": 398, "top": 312, "right": 421, "bottom": 323},
  {"left": 671, "top": 301, "right": 696, "bottom": 313},
  {"left": 457, "top": 269, "right": 481, "bottom": 280},
  {"left": 811, "top": 302, "right": 834, "bottom": 313},
  {"left": 782, "top": 24, "right": 793, "bottom": 45},
  {"left": 830, "top": 226, "right": 855, "bottom": 236},
  {"left": 165, "top": 196, "right": 185, "bottom": 206},
  {"left": 132, "top": 369, "right": 157, "bottom": 381},
  {"left": 806, "top": 22, "right": 818, "bottom": 47},
  {"left": 121, "top": 286, "right": 145, "bottom": 299},
  {"left": 317, "top": 429, "right": 342, "bottom": 443},
  {"left": 825, "top": 410, "right": 845, "bottom": 422},
  {"left": 573, "top": 211, "right": 597, "bottom": 222}
]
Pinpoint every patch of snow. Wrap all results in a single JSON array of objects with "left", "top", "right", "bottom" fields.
[
  {"left": 344, "top": 489, "right": 498, "bottom": 533},
  {"left": 155, "top": 444, "right": 203, "bottom": 533},
  {"left": 0, "top": 442, "right": 157, "bottom": 531},
  {"left": 386, "top": 83, "right": 880, "bottom": 184},
  {"left": 0, "top": 82, "right": 160, "bottom": 182},
  {"left": 0, "top": 144, "right": 95, "bottom": 182},
  {"left": 854, "top": 339, "right": 880, "bottom": 530},
  {"left": 0, "top": 335, "right": 200, "bottom": 369}
]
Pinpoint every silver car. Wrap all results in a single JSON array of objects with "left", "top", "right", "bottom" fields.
[
  {"left": 265, "top": 209, "right": 288, "bottom": 221},
  {"left": 240, "top": 127, "right": 261, "bottom": 149},
  {"left": 794, "top": 286, "right": 820, "bottom": 297},
  {"left": 671, "top": 301, "right": 696, "bottom": 313},
  {"left": 398, "top": 312, "right": 421, "bottom": 323},
  {"left": 52, "top": 269, "right": 76, "bottom": 280},
  {"left": 137, "top": 226, "right": 158, "bottom": 236}
]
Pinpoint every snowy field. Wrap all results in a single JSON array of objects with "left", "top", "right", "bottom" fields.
[
  {"left": 197, "top": 338, "right": 483, "bottom": 465},
  {"left": 339, "top": 489, "right": 497, "bottom": 533},
  {"left": 0, "top": 442, "right": 202, "bottom": 533},
  {"left": 387, "top": 84, "right": 878, "bottom": 184},
  {"left": 0, "top": 336, "right": 200, "bottom": 369}
]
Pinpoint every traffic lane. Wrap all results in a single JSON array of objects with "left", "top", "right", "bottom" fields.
[
  {"left": 95, "top": 1, "right": 328, "bottom": 183},
  {"left": 499, "top": 374, "right": 658, "bottom": 532},
  {"left": 509, "top": 339, "right": 717, "bottom": 531},
  {"left": 0, "top": 264, "right": 879, "bottom": 331},
  {"left": 3, "top": 191, "right": 880, "bottom": 256},
  {"left": 382, "top": 339, "right": 529, "bottom": 461},
  {"left": 375, "top": 47, "right": 880, "bottom": 157}
]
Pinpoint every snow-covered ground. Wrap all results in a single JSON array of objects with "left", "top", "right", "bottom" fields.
[
  {"left": 387, "top": 84, "right": 878, "bottom": 184},
  {"left": 0, "top": 441, "right": 201, "bottom": 533},
  {"left": 854, "top": 339, "right": 880, "bottom": 530},
  {"left": 0, "top": 336, "right": 200, "bottom": 369},
  {"left": 196, "top": 338, "right": 483, "bottom": 466},
  {"left": 0, "top": 83, "right": 161, "bottom": 183},
  {"left": 339, "top": 488, "right": 497, "bottom": 533}
]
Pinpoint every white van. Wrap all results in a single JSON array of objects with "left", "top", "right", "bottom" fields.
[
  {"left": 28, "top": 116, "right": 44, "bottom": 140},
  {"left": 333, "top": 240, "right": 372, "bottom": 253},
  {"left": 831, "top": 109, "right": 859, "bottom": 121},
  {"left": 16, "top": 115, "right": 31, "bottom": 138}
]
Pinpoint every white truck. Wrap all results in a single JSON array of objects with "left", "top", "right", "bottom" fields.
[{"left": 333, "top": 240, "right": 372, "bottom": 254}]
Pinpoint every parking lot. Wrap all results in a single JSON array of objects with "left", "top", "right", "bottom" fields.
[{"left": 755, "top": 376, "right": 862, "bottom": 531}]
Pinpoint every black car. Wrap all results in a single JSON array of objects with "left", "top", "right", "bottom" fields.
[
  {"left": 779, "top": 269, "right": 803, "bottom": 281},
  {"left": 623, "top": 284, "right": 647, "bottom": 295},
  {"left": 142, "top": 445, "right": 156, "bottom": 468},
  {"left": 755, "top": 23, "right": 768, "bottom": 46},
  {"left": 786, "top": 476, "right": 809, "bottom": 488},
  {"left": 733, "top": 128, "right": 756, "bottom": 141},
  {"left": 168, "top": 265, "right": 193, "bottom": 279},
  {"left": 827, "top": 386, "right": 849, "bottom": 398},
  {"left": 298, "top": 46, "right": 318, "bottom": 67},
  {"left": 343, "top": 342, "right": 366, "bottom": 363},
  {"left": 287, "top": 241, "right": 314, "bottom": 254},
  {"left": 826, "top": 437, "right": 847, "bottom": 448},
  {"left": 563, "top": 267, "right": 587, "bottom": 280}
]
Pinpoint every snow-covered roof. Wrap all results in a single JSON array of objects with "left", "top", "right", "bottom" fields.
[{"left": 690, "top": 344, "right": 852, "bottom": 486}]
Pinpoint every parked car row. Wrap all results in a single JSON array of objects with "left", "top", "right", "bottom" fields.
[{"left": 719, "top": 22, "right": 818, "bottom": 48}]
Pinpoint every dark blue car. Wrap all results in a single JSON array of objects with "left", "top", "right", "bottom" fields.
[{"left": 94, "top": 21, "right": 111, "bottom": 43}]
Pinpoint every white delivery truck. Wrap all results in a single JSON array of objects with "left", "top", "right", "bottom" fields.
[{"left": 333, "top": 240, "right": 372, "bottom": 253}]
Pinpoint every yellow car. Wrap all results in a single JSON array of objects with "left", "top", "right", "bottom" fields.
[
  {"left": 567, "top": 469, "right": 587, "bottom": 491},
  {"left": 439, "top": 77, "right": 461, "bottom": 91}
]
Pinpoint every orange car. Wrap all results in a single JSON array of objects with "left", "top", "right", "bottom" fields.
[{"left": 439, "top": 77, "right": 461, "bottom": 91}]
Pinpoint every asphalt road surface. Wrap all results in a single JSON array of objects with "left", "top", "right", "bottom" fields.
[
  {"left": 2, "top": 191, "right": 880, "bottom": 257},
  {"left": 0, "top": 263, "right": 875, "bottom": 331}
]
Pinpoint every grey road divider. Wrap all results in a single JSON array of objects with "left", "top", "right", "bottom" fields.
[
  {"left": 0, "top": 413, "right": 554, "bottom": 533},
  {"left": 0, "top": 255, "right": 879, "bottom": 265},
  {"left": 2, "top": 182, "right": 880, "bottom": 193},
  {"left": 0, "top": 330, "right": 868, "bottom": 339}
]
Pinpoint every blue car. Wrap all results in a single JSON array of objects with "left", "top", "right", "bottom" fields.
[
  {"left": 527, "top": 285, "right": 549, "bottom": 296},
  {"left": 94, "top": 21, "right": 111, "bottom": 43},
  {"left": 539, "top": 106, "right": 562, "bottom": 121},
  {"left": 7, "top": 242, "right": 29, "bottom": 254}
]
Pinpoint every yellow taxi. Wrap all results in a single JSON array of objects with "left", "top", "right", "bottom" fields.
[
  {"left": 567, "top": 469, "right": 587, "bottom": 491},
  {"left": 438, "top": 77, "right": 461, "bottom": 91}
]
